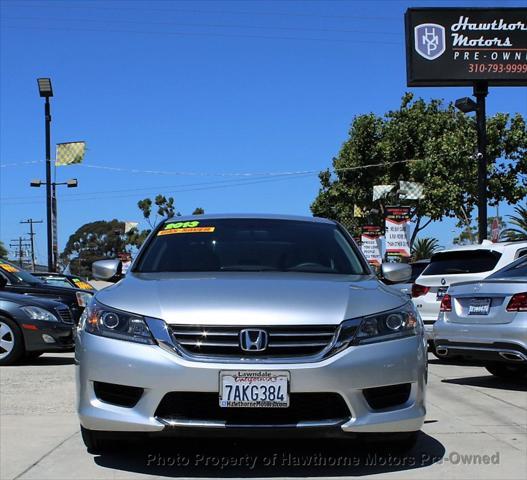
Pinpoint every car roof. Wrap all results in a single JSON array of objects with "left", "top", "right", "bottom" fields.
[
  {"left": 434, "top": 240, "right": 527, "bottom": 255},
  {"left": 163, "top": 213, "right": 335, "bottom": 224}
]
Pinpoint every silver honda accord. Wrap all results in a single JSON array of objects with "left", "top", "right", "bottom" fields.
[{"left": 76, "top": 214, "right": 427, "bottom": 453}]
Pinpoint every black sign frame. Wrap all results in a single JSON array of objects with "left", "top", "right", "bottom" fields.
[{"left": 405, "top": 7, "right": 527, "bottom": 87}]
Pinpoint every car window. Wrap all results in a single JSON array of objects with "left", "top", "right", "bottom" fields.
[
  {"left": 136, "top": 219, "right": 367, "bottom": 275},
  {"left": 422, "top": 250, "right": 502, "bottom": 276},
  {"left": 516, "top": 249, "right": 527, "bottom": 258},
  {"left": 0, "top": 260, "right": 44, "bottom": 285},
  {"left": 43, "top": 277, "right": 72, "bottom": 288},
  {"left": 488, "top": 257, "right": 527, "bottom": 279}
]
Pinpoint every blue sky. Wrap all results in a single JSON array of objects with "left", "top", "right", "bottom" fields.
[{"left": 1, "top": 0, "right": 526, "bottom": 263}]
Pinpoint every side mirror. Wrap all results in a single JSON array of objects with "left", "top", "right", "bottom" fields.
[
  {"left": 381, "top": 263, "right": 412, "bottom": 283},
  {"left": 92, "top": 259, "right": 122, "bottom": 282}
]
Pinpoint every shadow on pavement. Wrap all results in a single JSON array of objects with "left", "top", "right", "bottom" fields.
[
  {"left": 428, "top": 358, "right": 484, "bottom": 367},
  {"left": 442, "top": 376, "right": 527, "bottom": 392},
  {"left": 17, "top": 355, "right": 75, "bottom": 366},
  {"left": 94, "top": 432, "right": 445, "bottom": 477}
]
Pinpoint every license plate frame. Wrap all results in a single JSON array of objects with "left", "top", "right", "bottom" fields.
[
  {"left": 468, "top": 298, "right": 491, "bottom": 316},
  {"left": 219, "top": 370, "right": 290, "bottom": 408}
]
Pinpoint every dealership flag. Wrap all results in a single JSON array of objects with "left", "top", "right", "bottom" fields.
[
  {"left": 373, "top": 184, "right": 395, "bottom": 202},
  {"left": 55, "top": 142, "right": 86, "bottom": 166},
  {"left": 399, "top": 181, "right": 425, "bottom": 200}
]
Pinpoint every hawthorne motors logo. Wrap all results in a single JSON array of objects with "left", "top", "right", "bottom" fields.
[{"left": 414, "top": 23, "right": 446, "bottom": 60}]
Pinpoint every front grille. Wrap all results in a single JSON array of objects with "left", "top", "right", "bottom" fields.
[
  {"left": 363, "top": 383, "right": 411, "bottom": 410},
  {"left": 168, "top": 324, "right": 338, "bottom": 359},
  {"left": 55, "top": 307, "right": 73, "bottom": 324},
  {"left": 155, "top": 392, "right": 351, "bottom": 425},
  {"left": 93, "top": 381, "right": 144, "bottom": 407}
]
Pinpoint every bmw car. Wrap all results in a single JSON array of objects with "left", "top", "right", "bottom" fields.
[{"left": 76, "top": 214, "right": 427, "bottom": 453}]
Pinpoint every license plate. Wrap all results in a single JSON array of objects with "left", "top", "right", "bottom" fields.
[
  {"left": 436, "top": 287, "right": 448, "bottom": 300},
  {"left": 468, "top": 298, "right": 491, "bottom": 315},
  {"left": 219, "top": 371, "right": 289, "bottom": 408}
]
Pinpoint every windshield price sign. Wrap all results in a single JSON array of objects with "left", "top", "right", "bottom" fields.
[{"left": 405, "top": 8, "right": 527, "bottom": 86}]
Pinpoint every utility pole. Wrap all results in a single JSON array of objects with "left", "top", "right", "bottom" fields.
[
  {"left": 474, "top": 81, "right": 488, "bottom": 243},
  {"left": 20, "top": 219, "right": 43, "bottom": 271},
  {"left": 9, "top": 237, "right": 31, "bottom": 268}
]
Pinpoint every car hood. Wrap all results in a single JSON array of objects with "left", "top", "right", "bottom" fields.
[
  {"left": 0, "top": 290, "right": 67, "bottom": 309},
  {"left": 95, "top": 272, "right": 407, "bottom": 325}
]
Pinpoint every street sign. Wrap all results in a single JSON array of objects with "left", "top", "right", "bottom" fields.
[{"left": 405, "top": 8, "right": 527, "bottom": 86}]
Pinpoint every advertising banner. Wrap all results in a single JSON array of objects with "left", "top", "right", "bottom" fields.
[
  {"left": 385, "top": 207, "right": 411, "bottom": 261},
  {"left": 405, "top": 8, "right": 527, "bottom": 86},
  {"left": 360, "top": 225, "right": 383, "bottom": 267}
]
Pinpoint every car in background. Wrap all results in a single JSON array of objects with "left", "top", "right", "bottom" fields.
[
  {"left": 33, "top": 272, "right": 95, "bottom": 291},
  {"left": 412, "top": 241, "right": 527, "bottom": 340},
  {"left": 0, "top": 260, "right": 94, "bottom": 324},
  {"left": 0, "top": 277, "right": 75, "bottom": 365},
  {"left": 385, "top": 260, "right": 430, "bottom": 297},
  {"left": 433, "top": 255, "right": 527, "bottom": 379}
]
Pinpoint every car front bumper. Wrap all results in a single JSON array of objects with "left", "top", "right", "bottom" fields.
[
  {"left": 76, "top": 331, "right": 427, "bottom": 435},
  {"left": 23, "top": 321, "right": 75, "bottom": 352}
]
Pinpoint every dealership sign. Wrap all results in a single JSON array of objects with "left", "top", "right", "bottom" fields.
[
  {"left": 385, "top": 207, "right": 411, "bottom": 261},
  {"left": 406, "top": 8, "right": 527, "bottom": 86},
  {"left": 360, "top": 225, "right": 383, "bottom": 267}
]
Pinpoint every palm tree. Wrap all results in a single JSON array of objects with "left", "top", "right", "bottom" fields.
[
  {"left": 501, "top": 204, "right": 527, "bottom": 241},
  {"left": 411, "top": 237, "right": 440, "bottom": 261}
]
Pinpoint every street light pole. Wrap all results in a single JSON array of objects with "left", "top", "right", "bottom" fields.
[
  {"left": 44, "top": 95, "right": 53, "bottom": 271},
  {"left": 474, "top": 81, "right": 488, "bottom": 243}
]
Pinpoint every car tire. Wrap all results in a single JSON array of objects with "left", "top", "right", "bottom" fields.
[
  {"left": 485, "top": 364, "right": 527, "bottom": 380},
  {"left": 0, "top": 316, "right": 24, "bottom": 366},
  {"left": 81, "top": 426, "right": 113, "bottom": 454}
]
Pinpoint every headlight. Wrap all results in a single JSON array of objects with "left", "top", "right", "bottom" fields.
[
  {"left": 333, "top": 303, "right": 419, "bottom": 352},
  {"left": 82, "top": 301, "right": 155, "bottom": 345},
  {"left": 20, "top": 306, "right": 58, "bottom": 322},
  {"left": 76, "top": 291, "right": 93, "bottom": 307}
]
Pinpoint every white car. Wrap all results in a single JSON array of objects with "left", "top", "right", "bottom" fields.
[{"left": 412, "top": 240, "right": 527, "bottom": 343}]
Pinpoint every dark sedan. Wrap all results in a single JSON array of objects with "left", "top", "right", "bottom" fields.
[
  {"left": 0, "top": 282, "right": 75, "bottom": 365},
  {"left": 0, "top": 260, "right": 93, "bottom": 324}
]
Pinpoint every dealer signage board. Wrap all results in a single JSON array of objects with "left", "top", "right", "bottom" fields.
[
  {"left": 360, "top": 225, "right": 383, "bottom": 267},
  {"left": 405, "top": 8, "right": 527, "bottom": 86},
  {"left": 385, "top": 207, "right": 411, "bottom": 261}
]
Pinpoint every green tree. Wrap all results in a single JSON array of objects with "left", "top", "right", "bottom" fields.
[
  {"left": 137, "top": 195, "right": 176, "bottom": 229},
  {"left": 453, "top": 215, "right": 508, "bottom": 245},
  {"left": 192, "top": 207, "right": 205, "bottom": 215},
  {"left": 311, "top": 93, "right": 527, "bottom": 245},
  {"left": 61, "top": 219, "right": 129, "bottom": 277},
  {"left": 0, "top": 241, "right": 8, "bottom": 259},
  {"left": 411, "top": 237, "right": 440, "bottom": 261},
  {"left": 501, "top": 204, "right": 527, "bottom": 240}
]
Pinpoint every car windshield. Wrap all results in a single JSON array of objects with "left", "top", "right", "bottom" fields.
[
  {"left": 42, "top": 277, "right": 72, "bottom": 288},
  {"left": 135, "top": 218, "right": 367, "bottom": 275},
  {"left": 422, "top": 250, "right": 502, "bottom": 276},
  {"left": 488, "top": 257, "right": 527, "bottom": 279},
  {"left": 0, "top": 261, "right": 45, "bottom": 285}
]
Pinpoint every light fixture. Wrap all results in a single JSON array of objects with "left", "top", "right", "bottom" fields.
[
  {"left": 30, "top": 179, "right": 42, "bottom": 187},
  {"left": 66, "top": 178, "right": 78, "bottom": 188},
  {"left": 455, "top": 97, "right": 477, "bottom": 114},
  {"left": 37, "top": 78, "right": 53, "bottom": 98}
]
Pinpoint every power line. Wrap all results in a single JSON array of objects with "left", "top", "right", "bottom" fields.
[{"left": 0, "top": 159, "right": 417, "bottom": 205}]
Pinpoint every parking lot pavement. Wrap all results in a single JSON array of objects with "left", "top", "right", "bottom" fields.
[{"left": 0, "top": 354, "right": 525, "bottom": 480}]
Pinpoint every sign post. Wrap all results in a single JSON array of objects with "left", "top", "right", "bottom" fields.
[{"left": 405, "top": 7, "right": 526, "bottom": 243}]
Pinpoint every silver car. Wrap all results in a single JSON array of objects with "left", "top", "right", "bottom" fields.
[
  {"left": 76, "top": 214, "right": 427, "bottom": 453},
  {"left": 433, "top": 255, "right": 527, "bottom": 379}
]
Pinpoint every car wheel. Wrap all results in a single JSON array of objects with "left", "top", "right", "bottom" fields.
[
  {"left": 485, "top": 364, "right": 527, "bottom": 380},
  {"left": 81, "top": 426, "right": 114, "bottom": 454},
  {"left": 0, "top": 316, "right": 24, "bottom": 366}
]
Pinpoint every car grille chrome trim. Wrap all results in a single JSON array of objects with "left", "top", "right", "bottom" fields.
[
  {"left": 145, "top": 318, "right": 344, "bottom": 363},
  {"left": 157, "top": 418, "right": 346, "bottom": 429},
  {"left": 166, "top": 324, "right": 339, "bottom": 361}
]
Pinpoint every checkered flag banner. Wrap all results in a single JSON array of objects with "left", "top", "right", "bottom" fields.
[
  {"left": 399, "top": 181, "right": 425, "bottom": 200},
  {"left": 55, "top": 142, "right": 86, "bottom": 166},
  {"left": 372, "top": 184, "right": 395, "bottom": 202}
]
